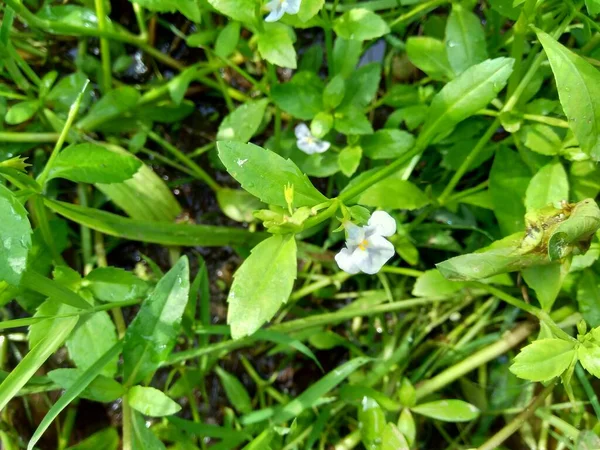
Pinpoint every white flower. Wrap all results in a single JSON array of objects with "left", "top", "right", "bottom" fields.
[
  {"left": 265, "top": 0, "right": 301, "bottom": 22},
  {"left": 335, "top": 211, "right": 397, "bottom": 275},
  {"left": 295, "top": 123, "right": 331, "bottom": 155}
]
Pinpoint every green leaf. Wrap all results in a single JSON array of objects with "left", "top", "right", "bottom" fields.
[
  {"left": 358, "top": 397, "right": 386, "bottom": 449},
  {"left": 578, "top": 343, "right": 600, "bottom": 378},
  {"left": 84, "top": 267, "right": 149, "bottom": 303},
  {"left": 47, "top": 72, "right": 92, "bottom": 114},
  {"left": 217, "top": 99, "right": 269, "bottom": 142},
  {"left": 76, "top": 86, "right": 140, "bottom": 132},
  {"left": 338, "top": 63, "right": 382, "bottom": 111},
  {"left": 271, "top": 72, "right": 324, "bottom": 120},
  {"left": 412, "top": 269, "right": 465, "bottom": 297},
  {"left": 510, "top": 338, "right": 576, "bottom": 381},
  {"left": 521, "top": 124, "right": 563, "bottom": 156},
  {"left": 522, "top": 261, "right": 569, "bottom": 311},
  {"left": 66, "top": 311, "right": 118, "bottom": 377},
  {"left": 411, "top": 399, "right": 480, "bottom": 422},
  {"left": 537, "top": 30, "right": 600, "bottom": 161},
  {"left": 96, "top": 148, "right": 182, "bottom": 222},
  {"left": 5, "top": 100, "right": 39, "bottom": 125},
  {"left": 332, "top": 37, "right": 362, "bottom": 78},
  {"left": 397, "top": 409, "right": 416, "bottom": 447},
  {"left": 417, "top": 57, "right": 514, "bottom": 148},
  {"left": 361, "top": 129, "right": 415, "bottom": 160},
  {"left": 525, "top": 161, "right": 569, "bottom": 212},
  {"left": 66, "top": 428, "right": 119, "bottom": 450},
  {"left": 215, "top": 366, "right": 253, "bottom": 414},
  {"left": 547, "top": 199, "right": 600, "bottom": 261},
  {"left": 48, "top": 143, "right": 142, "bottom": 184},
  {"left": 381, "top": 423, "right": 410, "bottom": 450},
  {"left": 586, "top": 0, "right": 600, "bottom": 15},
  {"left": 128, "top": 385, "right": 182, "bottom": 417},
  {"left": 36, "top": 4, "right": 106, "bottom": 30},
  {"left": 131, "top": 410, "right": 167, "bottom": 450},
  {"left": 0, "top": 315, "right": 77, "bottom": 411},
  {"left": 48, "top": 368, "right": 125, "bottom": 402},
  {"left": 338, "top": 385, "right": 402, "bottom": 411},
  {"left": 298, "top": 0, "right": 324, "bottom": 22},
  {"left": 227, "top": 234, "right": 297, "bottom": 339},
  {"left": 334, "top": 107, "right": 373, "bottom": 135},
  {"left": 129, "top": 0, "right": 199, "bottom": 21},
  {"left": 359, "top": 178, "right": 429, "bottom": 211},
  {"left": 406, "top": 37, "right": 453, "bottom": 81},
  {"left": 28, "top": 299, "right": 76, "bottom": 350},
  {"left": 215, "top": 21, "right": 241, "bottom": 58},
  {"left": 241, "top": 357, "right": 370, "bottom": 425},
  {"left": 334, "top": 9, "right": 390, "bottom": 41},
  {"left": 207, "top": 0, "right": 256, "bottom": 23},
  {"left": 217, "top": 141, "right": 327, "bottom": 208},
  {"left": 44, "top": 198, "right": 265, "bottom": 247},
  {"left": 338, "top": 146, "right": 362, "bottom": 177},
  {"left": 323, "top": 75, "right": 346, "bottom": 110},
  {"left": 27, "top": 342, "right": 123, "bottom": 450},
  {"left": 577, "top": 270, "right": 600, "bottom": 327},
  {"left": 217, "top": 188, "right": 264, "bottom": 223},
  {"left": 489, "top": 149, "right": 531, "bottom": 235},
  {"left": 0, "top": 184, "right": 32, "bottom": 285},
  {"left": 123, "top": 256, "right": 190, "bottom": 385},
  {"left": 445, "top": 3, "right": 488, "bottom": 74},
  {"left": 257, "top": 23, "right": 297, "bottom": 69}
]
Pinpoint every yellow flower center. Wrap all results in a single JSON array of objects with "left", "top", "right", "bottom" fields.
[{"left": 358, "top": 239, "right": 369, "bottom": 251}]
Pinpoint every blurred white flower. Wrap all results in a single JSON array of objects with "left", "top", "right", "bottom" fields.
[
  {"left": 295, "top": 123, "right": 330, "bottom": 155},
  {"left": 335, "top": 211, "right": 396, "bottom": 275},
  {"left": 265, "top": 0, "right": 301, "bottom": 22}
]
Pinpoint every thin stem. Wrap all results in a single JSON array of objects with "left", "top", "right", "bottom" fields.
[
  {"left": 146, "top": 130, "right": 221, "bottom": 191},
  {"left": 133, "top": 3, "right": 148, "bottom": 39},
  {"left": 77, "top": 184, "right": 93, "bottom": 275},
  {"left": 437, "top": 119, "right": 499, "bottom": 205},
  {"left": 415, "top": 322, "right": 535, "bottom": 400},
  {"left": 380, "top": 266, "right": 423, "bottom": 277},
  {"left": 477, "top": 381, "right": 556, "bottom": 450},
  {"left": 0, "top": 132, "right": 60, "bottom": 143},
  {"left": 389, "top": 0, "right": 448, "bottom": 28},
  {"left": 94, "top": 0, "right": 112, "bottom": 93},
  {"left": 37, "top": 81, "right": 89, "bottom": 187}
]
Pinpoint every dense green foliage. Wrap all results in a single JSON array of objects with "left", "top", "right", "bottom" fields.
[{"left": 2, "top": 0, "right": 600, "bottom": 449}]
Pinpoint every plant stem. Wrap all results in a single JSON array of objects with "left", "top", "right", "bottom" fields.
[
  {"left": 389, "top": 0, "right": 448, "bottom": 28},
  {"left": 77, "top": 184, "right": 93, "bottom": 275},
  {"left": 94, "top": 0, "right": 112, "bottom": 93},
  {"left": 37, "top": 81, "right": 89, "bottom": 187},
  {"left": 0, "top": 132, "right": 60, "bottom": 142},
  {"left": 477, "top": 381, "right": 556, "bottom": 450},
  {"left": 415, "top": 321, "right": 535, "bottom": 400},
  {"left": 437, "top": 119, "right": 499, "bottom": 205},
  {"left": 146, "top": 130, "right": 221, "bottom": 191}
]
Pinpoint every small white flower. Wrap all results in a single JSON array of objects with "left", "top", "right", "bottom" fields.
[
  {"left": 335, "top": 211, "right": 396, "bottom": 275},
  {"left": 265, "top": 0, "right": 301, "bottom": 22},
  {"left": 295, "top": 123, "right": 330, "bottom": 155}
]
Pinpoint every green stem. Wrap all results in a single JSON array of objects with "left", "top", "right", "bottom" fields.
[
  {"left": 0, "top": 132, "right": 60, "bottom": 143},
  {"left": 575, "top": 364, "right": 600, "bottom": 420},
  {"left": 94, "top": 0, "right": 112, "bottom": 93},
  {"left": 438, "top": 119, "right": 499, "bottom": 205},
  {"left": 380, "top": 266, "right": 423, "bottom": 277},
  {"left": 146, "top": 130, "right": 221, "bottom": 191},
  {"left": 31, "top": 196, "right": 66, "bottom": 265},
  {"left": 474, "top": 283, "right": 576, "bottom": 342},
  {"left": 477, "top": 381, "right": 556, "bottom": 450},
  {"left": 37, "top": 81, "right": 89, "bottom": 187},
  {"left": 415, "top": 322, "right": 535, "bottom": 400},
  {"left": 77, "top": 184, "right": 93, "bottom": 274},
  {"left": 57, "top": 400, "right": 78, "bottom": 450},
  {"left": 389, "top": 0, "right": 449, "bottom": 28},
  {"left": 132, "top": 3, "right": 148, "bottom": 39}
]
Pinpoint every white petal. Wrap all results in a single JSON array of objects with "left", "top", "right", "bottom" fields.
[
  {"left": 297, "top": 137, "right": 317, "bottom": 154},
  {"left": 312, "top": 139, "right": 330, "bottom": 153},
  {"left": 286, "top": 0, "right": 301, "bottom": 14},
  {"left": 265, "top": 4, "right": 285, "bottom": 21},
  {"left": 366, "top": 211, "right": 396, "bottom": 237},
  {"left": 345, "top": 222, "right": 365, "bottom": 247},
  {"left": 295, "top": 123, "right": 311, "bottom": 139},
  {"left": 335, "top": 247, "right": 361, "bottom": 274},
  {"left": 356, "top": 235, "right": 395, "bottom": 274}
]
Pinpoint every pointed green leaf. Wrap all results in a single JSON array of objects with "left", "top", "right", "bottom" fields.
[
  {"left": 123, "top": 256, "right": 190, "bottom": 385},
  {"left": 217, "top": 99, "right": 269, "bottom": 143},
  {"left": 510, "top": 338, "right": 576, "bottom": 381},
  {"left": 128, "top": 386, "right": 182, "bottom": 417},
  {"left": 0, "top": 184, "right": 32, "bottom": 285},
  {"left": 445, "top": 3, "right": 488, "bottom": 74},
  {"left": 525, "top": 161, "right": 569, "bottom": 212},
  {"left": 227, "top": 234, "right": 297, "bottom": 339},
  {"left": 412, "top": 399, "right": 480, "bottom": 422}
]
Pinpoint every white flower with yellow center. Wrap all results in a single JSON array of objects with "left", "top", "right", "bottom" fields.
[
  {"left": 295, "top": 123, "right": 331, "bottom": 155},
  {"left": 265, "top": 0, "right": 301, "bottom": 22},
  {"left": 335, "top": 211, "right": 397, "bottom": 275}
]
